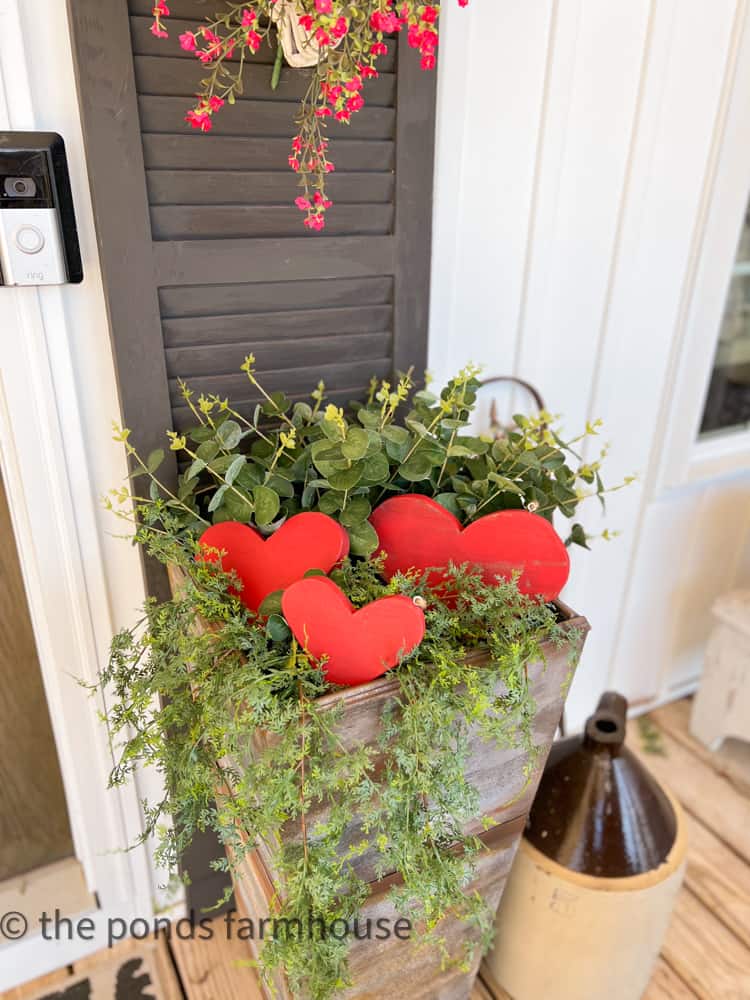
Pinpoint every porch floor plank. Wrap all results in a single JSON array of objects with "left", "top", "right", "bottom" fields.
[{"left": 169, "top": 918, "right": 264, "bottom": 1000}]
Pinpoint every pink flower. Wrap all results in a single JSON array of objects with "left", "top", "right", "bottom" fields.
[
  {"left": 295, "top": 196, "right": 312, "bottom": 210},
  {"left": 370, "top": 41, "right": 388, "bottom": 56},
  {"left": 361, "top": 65, "right": 378, "bottom": 79},
  {"left": 458, "top": 0, "right": 469, "bottom": 6},
  {"left": 315, "top": 107, "right": 332, "bottom": 117},
  {"left": 325, "top": 162, "right": 335, "bottom": 173},
  {"left": 331, "top": 17, "right": 349, "bottom": 39},
  {"left": 421, "top": 53, "right": 436, "bottom": 70},
  {"left": 291, "top": 135, "right": 303, "bottom": 153},
  {"left": 152, "top": 0, "right": 169, "bottom": 13},
  {"left": 202, "top": 28, "right": 220, "bottom": 44},
  {"left": 288, "top": 156, "right": 300, "bottom": 171},
  {"left": 185, "top": 109, "right": 212, "bottom": 132},
  {"left": 315, "top": 0, "right": 333, "bottom": 11},
  {"left": 179, "top": 31, "right": 196, "bottom": 51},
  {"left": 345, "top": 75, "right": 362, "bottom": 92},
  {"left": 335, "top": 109, "right": 350, "bottom": 122},
  {"left": 304, "top": 214, "right": 326, "bottom": 231},
  {"left": 422, "top": 5, "right": 438, "bottom": 23},
  {"left": 299, "top": 14, "right": 314, "bottom": 31},
  {"left": 241, "top": 8, "right": 257, "bottom": 26},
  {"left": 208, "top": 95, "right": 224, "bottom": 111},
  {"left": 150, "top": 23, "right": 168, "bottom": 38},
  {"left": 315, "top": 28, "right": 331, "bottom": 46},
  {"left": 346, "top": 94, "right": 364, "bottom": 112},
  {"left": 312, "top": 191, "right": 332, "bottom": 208},
  {"left": 246, "top": 30, "right": 262, "bottom": 51}
]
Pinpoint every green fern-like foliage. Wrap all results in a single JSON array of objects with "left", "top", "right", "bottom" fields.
[{"left": 97, "top": 363, "right": 609, "bottom": 999}]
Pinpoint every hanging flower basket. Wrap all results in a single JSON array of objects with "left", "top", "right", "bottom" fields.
[{"left": 149, "top": 0, "right": 469, "bottom": 229}]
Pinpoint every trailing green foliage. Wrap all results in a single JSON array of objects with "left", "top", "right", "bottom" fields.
[
  {"left": 97, "top": 533, "right": 574, "bottom": 999},
  {"left": 96, "top": 362, "right": 612, "bottom": 998},
  {"left": 106, "top": 359, "right": 631, "bottom": 554}
]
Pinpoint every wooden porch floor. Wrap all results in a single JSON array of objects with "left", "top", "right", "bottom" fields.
[{"left": 9, "top": 697, "right": 750, "bottom": 1000}]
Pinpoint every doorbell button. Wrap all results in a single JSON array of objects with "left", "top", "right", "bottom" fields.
[{"left": 14, "top": 224, "right": 44, "bottom": 254}]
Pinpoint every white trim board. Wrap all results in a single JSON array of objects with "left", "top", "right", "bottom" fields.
[{"left": 0, "top": 0, "right": 173, "bottom": 988}]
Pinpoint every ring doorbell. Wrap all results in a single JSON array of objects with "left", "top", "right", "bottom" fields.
[{"left": 0, "top": 132, "right": 83, "bottom": 286}]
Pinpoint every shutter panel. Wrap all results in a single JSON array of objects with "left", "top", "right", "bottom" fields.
[
  {"left": 68, "top": 0, "right": 437, "bottom": 909},
  {"left": 70, "top": 0, "right": 435, "bottom": 444}
]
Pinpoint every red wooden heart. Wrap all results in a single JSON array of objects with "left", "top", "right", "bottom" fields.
[
  {"left": 281, "top": 576, "right": 425, "bottom": 686},
  {"left": 198, "top": 513, "right": 350, "bottom": 612},
  {"left": 369, "top": 494, "right": 570, "bottom": 602}
]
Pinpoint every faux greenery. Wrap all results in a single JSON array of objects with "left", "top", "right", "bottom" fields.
[
  {"left": 99, "top": 362, "right": 618, "bottom": 998},
  {"left": 107, "top": 357, "right": 628, "bottom": 555}
]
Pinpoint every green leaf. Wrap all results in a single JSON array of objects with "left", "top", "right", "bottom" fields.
[
  {"left": 341, "top": 427, "right": 369, "bottom": 461},
  {"left": 405, "top": 417, "right": 431, "bottom": 438},
  {"left": 218, "top": 420, "right": 242, "bottom": 450},
  {"left": 360, "top": 452, "right": 390, "bottom": 483},
  {"left": 340, "top": 498, "right": 372, "bottom": 526},
  {"left": 318, "top": 491, "right": 345, "bottom": 515},
  {"left": 357, "top": 408, "right": 380, "bottom": 429},
  {"left": 566, "top": 522, "right": 590, "bottom": 550},
  {"left": 223, "top": 490, "right": 253, "bottom": 522},
  {"left": 196, "top": 441, "right": 220, "bottom": 463},
  {"left": 346, "top": 519, "right": 379, "bottom": 557},
  {"left": 253, "top": 485, "right": 280, "bottom": 526},
  {"left": 187, "top": 457, "right": 207, "bottom": 480},
  {"left": 328, "top": 465, "right": 363, "bottom": 491},
  {"left": 434, "top": 492, "right": 460, "bottom": 517},
  {"left": 398, "top": 453, "right": 434, "bottom": 481},
  {"left": 207, "top": 484, "right": 228, "bottom": 513},
  {"left": 177, "top": 476, "right": 199, "bottom": 502},
  {"left": 147, "top": 448, "right": 165, "bottom": 473},
  {"left": 488, "top": 473, "right": 524, "bottom": 496},
  {"left": 258, "top": 590, "right": 284, "bottom": 616},
  {"left": 382, "top": 425, "right": 410, "bottom": 445},
  {"left": 266, "top": 614, "right": 291, "bottom": 643},
  {"left": 225, "top": 455, "right": 246, "bottom": 485}
]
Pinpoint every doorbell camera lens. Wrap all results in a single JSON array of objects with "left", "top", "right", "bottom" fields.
[{"left": 3, "top": 177, "right": 37, "bottom": 198}]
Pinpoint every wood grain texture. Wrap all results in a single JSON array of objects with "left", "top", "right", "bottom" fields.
[
  {"left": 146, "top": 170, "right": 395, "bottom": 206},
  {"left": 142, "top": 135, "right": 396, "bottom": 172},
  {"left": 680, "top": 811, "right": 750, "bottom": 951},
  {"left": 7, "top": 935, "right": 182, "bottom": 1000},
  {"left": 0, "top": 473, "right": 73, "bottom": 881},
  {"left": 626, "top": 717, "right": 750, "bottom": 865},
  {"left": 661, "top": 889, "right": 750, "bottom": 999},
  {"left": 653, "top": 697, "right": 750, "bottom": 798},
  {"left": 162, "top": 305, "right": 393, "bottom": 346},
  {"left": 150, "top": 203, "right": 394, "bottom": 241},
  {"left": 170, "top": 915, "right": 264, "bottom": 1000},
  {"left": 159, "top": 277, "right": 393, "bottom": 319},
  {"left": 233, "top": 819, "right": 525, "bottom": 1000},
  {"left": 642, "top": 958, "right": 698, "bottom": 999}
]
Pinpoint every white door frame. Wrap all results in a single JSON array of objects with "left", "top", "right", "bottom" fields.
[
  {"left": 658, "top": 1, "right": 750, "bottom": 492},
  {"left": 0, "top": 0, "right": 161, "bottom": 988}
]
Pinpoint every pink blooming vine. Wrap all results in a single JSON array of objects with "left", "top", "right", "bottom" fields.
[{"left": 151, "top": 1, "right": 468, "bottom": 230}]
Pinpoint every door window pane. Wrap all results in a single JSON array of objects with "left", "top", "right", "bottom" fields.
[{"left": 700, "top": 203, "right": 750, "bottom": 435}]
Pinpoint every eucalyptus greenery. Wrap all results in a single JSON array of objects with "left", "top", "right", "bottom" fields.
[
  {"left": 98, "top": 361, "right": 617, "bottom": 999},
  {"left": 107, "top": 356, "right": 630, "bottom": 554}
]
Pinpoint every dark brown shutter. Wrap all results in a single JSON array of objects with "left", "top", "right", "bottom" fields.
[
  {"left": 67, "top": 0, "right": 437, "bottom": 909},
  {"left": 68, "top": 0, "right": 436, "bottom": 453}
]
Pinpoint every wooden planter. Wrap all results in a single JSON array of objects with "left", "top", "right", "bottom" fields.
[{"left": 168, "top": 566, "right": 588, "bottom": 999}]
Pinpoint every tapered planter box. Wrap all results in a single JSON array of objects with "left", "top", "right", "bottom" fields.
[{"left": 168, "top": 566, "right": 588, "bottom": 999}]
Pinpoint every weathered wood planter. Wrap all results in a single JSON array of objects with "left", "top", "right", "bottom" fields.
[{"left": 168, "top": 566, "right": 588, "bottom": 999}]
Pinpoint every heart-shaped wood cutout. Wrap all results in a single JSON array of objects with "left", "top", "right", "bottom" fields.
[
  {"left": 369, "top": 494, "right": 570, "bottom": 602},
  {"left": 198, "top": 513, "right": 350, "bottom": 612},
  {"left": 281, "top": 576, "right": 425, "bottom": 686}
]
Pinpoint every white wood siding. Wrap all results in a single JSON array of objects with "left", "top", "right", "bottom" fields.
[{"left": 430, "top": 0, "right": 750, "bottom": 729}]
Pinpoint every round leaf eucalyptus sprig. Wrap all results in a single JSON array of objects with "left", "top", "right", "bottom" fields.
[{"left": 105, "top": 355, "right": 634, "bottom": 554}]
